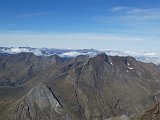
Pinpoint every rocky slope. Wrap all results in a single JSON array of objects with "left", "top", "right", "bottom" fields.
[
  {"left": 105, "top": 115, "right": 130, "bottom": 120},
  {"left": 1, "top": 83, "right": 70, "bottom": 120},
  {"left": 136, "top": 101, "right": 160, "bottom": 120},
  {"left": 0, "top": 52, "right": 68, "bottom": 86},
  {"left": 46, "top": 53, "right": 160, "bottom": 120},
  {"left": 0, "top": 53, "right": 160, "bottom": 120}
]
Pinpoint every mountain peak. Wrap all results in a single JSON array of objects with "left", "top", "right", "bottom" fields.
[
  {"left": 11, "top": 83, "right": 67, "bottom": 120},
  {"left": 23, "top": 82, "right": 61, "bottom": 110}
]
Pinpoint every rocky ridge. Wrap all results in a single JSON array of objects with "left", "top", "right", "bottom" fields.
[{"left": 0, "top": 53, "right": 160, "bottom": 120}]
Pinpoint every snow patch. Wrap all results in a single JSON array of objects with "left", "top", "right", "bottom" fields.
[{"left": 128, "top": 66, "right": 134, "bottom": 70}]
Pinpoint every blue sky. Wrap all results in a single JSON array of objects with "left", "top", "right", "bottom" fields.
[{"left": 0, "top": 0, "right": 160, "bottom": 50}]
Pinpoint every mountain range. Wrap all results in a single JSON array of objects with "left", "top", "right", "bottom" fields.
[
  {"left": 0, "top": 47, "right": 160, "bottom": 65},
  {"left": 0, "top": 51, "right": 160, "bottom": 120}
]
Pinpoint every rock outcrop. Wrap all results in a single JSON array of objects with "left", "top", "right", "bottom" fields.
[
  {"left": 6, "top": 83, "right": 70, "bottom": 120},
  {"left": 136, "top": 102, "right": 160, "bottom": 120},
  {"left": 105, "top": 115, "right": 130, "bottom": 120}
]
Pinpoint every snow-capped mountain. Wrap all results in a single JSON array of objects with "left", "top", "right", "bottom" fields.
[{"left": 0, "top": 47, "right": 160, "bottom": 65}]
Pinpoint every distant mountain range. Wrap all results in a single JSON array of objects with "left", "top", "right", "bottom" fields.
[{"left": 0, "top": 47, "right": 160, "bottom": 65}]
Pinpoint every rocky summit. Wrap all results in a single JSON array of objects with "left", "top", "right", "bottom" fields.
[
  {"left": 5, "top": 83, "right": 69, "bottom": 120},
  {"left": 0, "top": 52, "right": 160, "bottom": 120}
]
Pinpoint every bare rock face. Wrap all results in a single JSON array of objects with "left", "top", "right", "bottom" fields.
[
  {"left": 136, "top": 102, "right": 160, "bottom": 120},
  {"left": 105, "top": 115, "right": 130, "bottom": 120},
  {"left": 8, "top": 83, "right": 70, "bottom": 120}
]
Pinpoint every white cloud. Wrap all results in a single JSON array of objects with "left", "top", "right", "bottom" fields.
[
  {"left": 0, "top": 32, "right": 146, "bottom": 50},
  {"left": 111, "top": 7, "right": 159, "bottom": 14},
  {"left": 110, "top": 7, "right": 160, "bottom": 21},
  {"left": 0, "top": 32, "right": 142, "bottom": 42},
  {"left": 110, "top": 6, "right": 130, "bottom": 12},
  {"left": 91, "top": 6, "right": 160, "bottom": 37},
  {"left": 0, "top": 32, "right": 159, "bottom": 50},
  {"left": 18, "top": 12, "right": 54, "bottom": 17}
]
